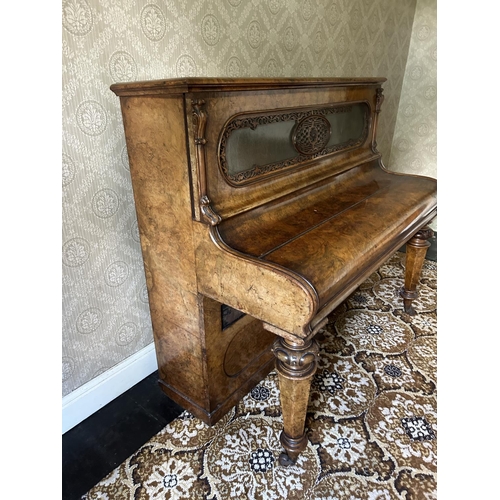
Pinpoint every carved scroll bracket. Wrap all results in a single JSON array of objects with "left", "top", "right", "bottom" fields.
[
  {"left": 375, "top": 87, "right": 385, "bottom": 113},
  {"left": 371, "top": 87, "right": 385, "bottom": 154},
  {"left": 192, "top": 99, "right": 221, "bottom": 226}
]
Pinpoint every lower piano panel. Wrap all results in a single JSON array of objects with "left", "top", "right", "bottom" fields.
[{"left": 157, "top": 295, "right": 276, "bottom": 426}]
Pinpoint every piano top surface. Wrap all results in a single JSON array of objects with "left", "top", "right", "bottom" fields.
[{"left": 110, "top": 77, "right": 387, "bottom": 96}]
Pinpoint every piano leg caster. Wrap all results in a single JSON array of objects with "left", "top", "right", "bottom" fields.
[
  {"left": 272, "top": 337, "right": 319, "bottom": 466},
  {"left": 400, "top": 226, "right": 434, "bottom": 315},
  {"left": 278, "top": 431, "right": 307, "bottom": 466},
  {"left": 278, "top": 452, "right": 296, "bottom": 467}
]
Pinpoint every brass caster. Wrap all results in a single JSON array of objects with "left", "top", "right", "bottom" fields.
[
  {"left": 400, "top": 287, "right": 418, "bottom": 316},
  {"left": 278, "top": 452, "right": 296, "bottom": 467},
  {"left": 404, "top": 304, "right": 417, "bottom": 316}
]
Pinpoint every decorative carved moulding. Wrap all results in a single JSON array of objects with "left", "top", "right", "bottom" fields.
[
  {"left": 218, "top": 102, "right": 370, "bottom": 187},
  {"left": 192, "top": 99, "right": 221, "bottom": 226},
  {"left": 371, "top": 87, "right": 385, "bottom": 153}
]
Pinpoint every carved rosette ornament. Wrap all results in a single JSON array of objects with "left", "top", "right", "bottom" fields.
[
  {"left": 292, "top": 115, "right": 331, "bottom": 155},
  {"left": 192, "top": 99, "right": 221, "bottom": 226}
]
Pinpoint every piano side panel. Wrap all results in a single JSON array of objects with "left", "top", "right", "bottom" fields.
[{"left": 118, "top": 94, "right": 210, "bottom": 408}]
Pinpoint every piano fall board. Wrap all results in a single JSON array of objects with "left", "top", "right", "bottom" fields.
[{"left": 110, "top": 78, "right": 437, "bottom": 465}]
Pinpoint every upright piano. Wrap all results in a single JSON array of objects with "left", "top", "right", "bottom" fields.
[{"left": 110, "top": 77, "right": 437, "bottom": 465}]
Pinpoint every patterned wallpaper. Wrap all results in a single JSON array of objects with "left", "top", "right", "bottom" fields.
[
  {"left": 62, "top": 0, "right": 420, "bottom": 397},
  {"left": 389, "top": 0, "right": 436, "bottom": 231}
]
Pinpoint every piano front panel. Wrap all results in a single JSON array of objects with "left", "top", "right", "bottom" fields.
[{"left": 185, "top": 84, "right": 381, "bottom": 222}]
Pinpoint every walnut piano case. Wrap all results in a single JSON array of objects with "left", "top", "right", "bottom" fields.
[{"left": 110, "top": 78, "right": 437, "bottom": 465}]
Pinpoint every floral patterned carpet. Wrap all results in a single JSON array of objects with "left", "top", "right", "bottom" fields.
[{"left": 83, "top": 252, "right": 437, "bottom": 499}]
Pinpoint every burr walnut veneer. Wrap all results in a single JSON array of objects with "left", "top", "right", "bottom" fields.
[{"left": 110, "top": 78, "right": 437, "bottom": 465}]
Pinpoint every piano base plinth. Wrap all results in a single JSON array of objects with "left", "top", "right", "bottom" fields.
[{"left": 154, "top": 296, "right": 276, "bottom": 426}]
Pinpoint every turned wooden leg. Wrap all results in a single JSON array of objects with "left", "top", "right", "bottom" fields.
[
  {"left": 400, "top": 226, "right": 434, "bottom": 315},
  {"left": 272, "top": 337, "right": 319, "bottom": 466}
]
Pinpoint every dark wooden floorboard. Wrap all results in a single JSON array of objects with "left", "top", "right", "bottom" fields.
[{"left": 62, "top": 372, "right": 183, "bottom": 500}]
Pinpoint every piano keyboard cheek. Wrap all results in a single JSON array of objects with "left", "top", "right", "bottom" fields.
[{"left": 193, "top": 224, "right": 319, "bottom": 341}]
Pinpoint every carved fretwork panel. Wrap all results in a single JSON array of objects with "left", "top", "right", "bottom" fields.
[{"left": 218, "top": 102, "right": 370, "bottom": 186}]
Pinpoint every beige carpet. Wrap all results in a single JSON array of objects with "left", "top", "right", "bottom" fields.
[{"left": 83, "top": 252, "right": 437, "bottom": 499}]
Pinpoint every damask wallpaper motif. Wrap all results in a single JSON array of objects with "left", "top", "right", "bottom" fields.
[
  {"left": 62, "top": 0, "right": 420, "bottom": 397},
  {"left": 389, "top": 0, "right": 436, "bottom": 197}
]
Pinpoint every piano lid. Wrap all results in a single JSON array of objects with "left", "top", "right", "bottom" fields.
[{"left": 110, "top": 77, "right": 387, "bottom": 97}]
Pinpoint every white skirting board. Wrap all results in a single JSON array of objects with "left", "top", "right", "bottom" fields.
[{"left": 62, "top": 343, "right": 158, "bottom": 434}]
